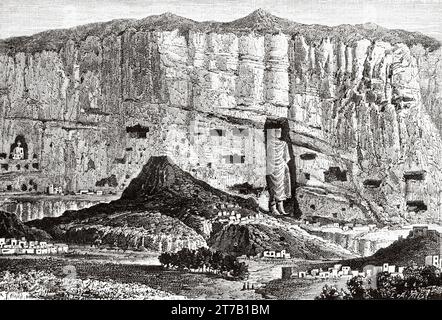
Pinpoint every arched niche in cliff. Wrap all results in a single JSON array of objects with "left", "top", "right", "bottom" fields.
[{"left": 9, "top": 135, "right": 29, "bottom": 160}]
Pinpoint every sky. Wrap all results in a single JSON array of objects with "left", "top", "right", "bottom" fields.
[{"left": 1, "top": 0, "right": 441, "bottom": 41}]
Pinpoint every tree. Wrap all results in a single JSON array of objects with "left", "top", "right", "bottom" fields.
[
  {"left": 347, "top": 276, "right": 367, "bottom": 299},
  {"left": 370, "top": 272, "right": 405, "bottom": 299},
  {"left": 176, "top": 248, "right": 194, "bottom": 270},
  {"left": 337, "top": 266, "right": 442, "bottom": 300},
  {"left": 211, "top": 251, "right": 224, "bottom": 271},
  {"left": 159, "top": 252, "right": 172, "bottom": 268},
  {"left": 221, "top": 255, "right": 236, "bottom": 273},
  {"left": 315, "top": 285, "right": 349, "bottom": 300},
  {"left": 231, "top": 261, "right": 248, "bottom": 280},
  {"left": 196, "top": 247, "right": 212, "bottom": 271},
  {"left": 158, "top": 248, "right": 248, "bottom": 279}
]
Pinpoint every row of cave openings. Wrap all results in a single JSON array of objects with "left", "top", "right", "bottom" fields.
[
  {"left": 209, "top": 128, "right": 249, "bottom": 164},
  {"left": 124, "top": 124, "right": 249, "bottom": 165},
  {"left": 1, "top": 179, "right": 38, "bottom": 193},
  {"left": 299, "top": 152, "right": 348, "bottom": 183},
  {"left": 362, "top": 170, "right": 427, "bottom": 212},
  {"left": 123, "top": 123, "right": 428, "bottom": 214},
  {"left": 299, "top": 150, "right": 428, "bottom": 213}
]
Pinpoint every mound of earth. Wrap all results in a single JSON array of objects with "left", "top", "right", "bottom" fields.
[
  {"left": 333, "top": 230, "right": 441, "bottom": 270},
  {"left": 28, "top": 156, "right": 259, "bottom": 251},
  {"left": 209, "top": 216, "right": 356, "bottom": 260},
  {"left": 121, "top": 155, "right": 258, "bottom": 217},
  {"left": 0, "top": 210, "right": 51, "bottom": 241},
  {"left": 28, "top": 156, "right": 354, "bottom": 258},
  {"left": 58, "top": 211, "right": 207, "bottom": 252}
]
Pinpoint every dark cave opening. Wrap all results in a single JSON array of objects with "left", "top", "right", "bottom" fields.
[
  {"left": 126, "top": 124, "right": 149, "bottom": 139},
  {"left": 406, "top": 200, "right": 428, "bottom": 212},
  {"left": 324, "top": 167, "right": 347, "bottom": 182},
  {"left": 300, "top": 153, "right": 317, "bottom": 160},
  {"left": 363, "top": 179, "right": 382, "bottom": 188},
  {"left": 404, "top": 171, "right": 425, "bottom": 181}
]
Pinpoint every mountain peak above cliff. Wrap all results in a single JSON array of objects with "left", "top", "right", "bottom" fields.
[
  {"left": 361, "top": 22, "right": 381, "bottom": 30},
  {"left": 250, "top": 8, "right": 271, "bottom": 16},
  {"left": 0, "top": 10, "right": 440, "bottom": 54},
  {"left": 227, "top": 8, "right": 292, "bottom": 30},
  {"left": 243, "top": 8, "right": 279, "bottom": 22}
]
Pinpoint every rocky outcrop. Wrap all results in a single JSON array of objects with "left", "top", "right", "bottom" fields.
[
  {"left": 60, "top": 212, "right": 207, "bottom": 252},
  {"left": 27, "top": 156, "right": 259, "bottom": 252},
  {"left": 25, "top": 156, "right": 353, "bottom": 258},
  {"left": 0, "top": 210, "right": 50, "bottom": 240},
  {"left": 338, "top": 229, "right": 441, "bottom": 269},
  {"left": 209, "top": 215, "right": 356, "bottom": 259},
  {"left": 304, "top": 226, "right": 410, "bottom": 257},
  {"left": 1, "top": 10, "right": 441, "bottom": 225}
]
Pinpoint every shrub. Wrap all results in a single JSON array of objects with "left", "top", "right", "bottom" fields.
[
  {"left": 347, "top": 276, "right": 367, "bottom": 299},
  {"left": 321, "top": 266, "right": 442, "bottom": 300},
  {"left": 159, "top": 247, "right": 248, "bottom": 280},
  {"left": 315, "top": 285, "right": 350, "bottom": 300}
]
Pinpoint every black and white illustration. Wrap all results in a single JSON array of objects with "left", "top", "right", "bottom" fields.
[{"left": 0, "top": 0, "right": 441, "bottom": 301}]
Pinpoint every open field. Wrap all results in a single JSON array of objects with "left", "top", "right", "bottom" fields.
[{"left": 0, "top": 246, "right": 336, "bottom": 299}]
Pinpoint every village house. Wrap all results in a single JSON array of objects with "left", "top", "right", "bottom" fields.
[
  {"left": 353, "top": 225, "right": 370, "bottom": 232},
  {"left": 342, "top": 266, "right": 351, "bottom": 275},
  {"left": 409, "top": 226, "right": 440, "bottom": 239},
  {"left": 425, "top": 255, "right": 441, "bottom": 268}
]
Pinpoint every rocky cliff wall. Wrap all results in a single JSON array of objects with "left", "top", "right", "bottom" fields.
[
  {"left": 0, "top": 194, "right": 118, "bottom": 222},
  {"left": 304, "top": 226, "right": 409, "bottom": 257},
  {"left": 0, "top": 10, "right": 441, "bottom": 224}
]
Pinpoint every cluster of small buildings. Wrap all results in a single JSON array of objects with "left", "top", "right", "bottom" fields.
[
  {"left": 211, "top": 203, "right": 264, "bottom": 224},
  {"left": 0, "top": 237, "right": 69, "bottom": 255},
  {"left": 283, "top": 263, "right": 406, "bottom": 281},
  {"left": 242, "top": 281, "right": 262, "bottom": 290},
  {"left": 304, "top": 220, "right": 377, "bottom": 232},
  {"left": 47, "top": 187, "right": 105, "bottom": 196},
  {"left": 47, "top": 184, "right": 63, "bottom": 195},
  {"left": 262, "top": 249, "right": 291, "bottom": 259},
  {"left": 215, "top": 209, "right": 242, "bottom": 222},
  {"left": 409, "top": 226, "right": 440, "bottom": 238},
  {"left": 76, "top": 189, "right": 104, "bottom": 196}
]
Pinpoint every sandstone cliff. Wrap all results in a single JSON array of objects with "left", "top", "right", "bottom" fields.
[{"left": 1, "top": 9, "right": 441, "bottom": 224}]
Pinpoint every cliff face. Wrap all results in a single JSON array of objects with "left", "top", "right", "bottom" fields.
[
  {"left": 0, "top": 195, "right": 117, "bottom": 222},
  {"left": 1, "top": 10, "right": 441, "bottom": 224},
  {"left": 303, "top": 226, "right": 411, "bottom": 257}
]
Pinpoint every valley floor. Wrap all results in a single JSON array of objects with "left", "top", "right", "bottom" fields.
[{"left": 0, "top": 246, "right": 337, "bottom": 300}]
